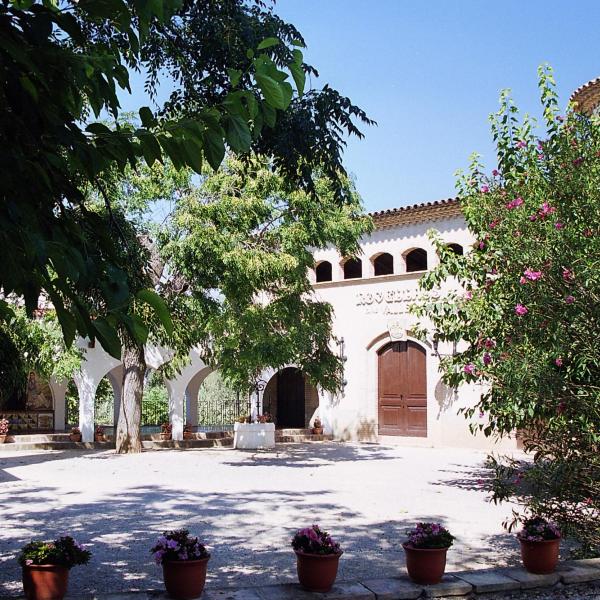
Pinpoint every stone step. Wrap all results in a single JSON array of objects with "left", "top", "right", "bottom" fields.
[
  {"left": 142, "top": 438, "right": 234, "bottom": 450},
  {"left": 275, "top": 434, "right": 333, "bottom": 443},
  {"left": 146, "top": 431, "right": 233, "bottom": 442},
  {"left": 0, "top": 440, "right": 114, "bottom": 451},
  {"left": 276, "top": 428, "right": 316, "bottom": 435},
  {"left": 6, "top": 433, "right": 73, "bottom": 443}
]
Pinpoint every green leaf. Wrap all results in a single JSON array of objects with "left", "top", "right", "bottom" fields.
[
  {"left": 138, "top": 132, "right": 163, "bottom": 167},
  {"left": 262, "top": 102, "right": 277, "bottom": 128},
  {"left": 225, "top": 114, "right": 252, "bottom": 153},
  {"left": 93, "top": 318, "right": 122, "bottom": 359},
  {"left": 257, "top": 37, "right": 279, "bottom": 50},
  {"left": 86, "top": 122, "right": 112, "bottom": 136},
  {"left": 255, "top": 73, "right": 285, "bottom": 110},
  {"left": 139, "top": 106, "right": 156, "bottom": 128},
  {"left": 202, "top": 128, "right": 226, "bottom": 170},
  {"left": 136, "top": 289, "right": 174, "bottom": 336},
  {"left": 123, "top": 314, "right": 149, "bottom": 345},
  {"left": 246, "top": 48, "right": 254, "bottom": 59},
  {"left": 227, "top": 68, "right": 242, "bottom": 87},
  {"left": 182, "top": 136, "right": 204, "bottom": 174}
]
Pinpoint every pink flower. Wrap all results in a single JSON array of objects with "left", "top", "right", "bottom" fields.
[
  {"left": 519, "top": 276, "right": 527, "bottom": 285},
  {"left": 555, "top": 222, "right": 564, "bottom": 229},
  {"left": 478, "top": 240, "right": 485, "bottom": 250},
  {"left": 529, "top": 214, "right": 537, "bottom": 222},
  {"left": 483, "top": 352, "right": 492, "bottom": 366},
  {"left": 565, "top": 295, "right": 575, "bottom": 304},
  {"left": 506, "top": 197, "right": 524, "bottom": 210},
  {"left": 465, "top": 290, "right": 473, "bottom": 300},
  {"left": 516, "top": 140, "right": 527, "bottom": 148},
  {"left": 515, "top": 304, "right": 528, "bottom": 316},
  {"left": 489, "top": 218, "right": 501, "bottom": 229},
  {"left": 539, "top": 202, "right": 556, "bottom": 217},
  {"left": 562, "top": 268, "right": 574, "bottom": 281},
  {"left": 523, "top": 268, "right": 542, "bottom": 281},
  {"left": 572, "top": 157, "right": 584, "bottom": 167},
  {"left": 463, "top": 363, "right": 476, "bottom": 375},
  {"left": 583, "top": 228, "right": 593, "bottom": 238},
  {"left": 555, "top": 358, "right": 563, "bottom": 367},
  {"left": 484, "top": 338, "right": 495, "bottom": 349},
  {"left": 480, "top": 185, "right": 489, "bottom": 193},
  {"left": 492, "top": 169, "right": 500, "bottom": 177}
]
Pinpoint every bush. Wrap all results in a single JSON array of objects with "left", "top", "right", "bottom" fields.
[
  {"left": 18, "top": 536, "right": 91, "bottom": 568},
  {"left": 291, "top": 525, "right": 341, "bottom": 555}
]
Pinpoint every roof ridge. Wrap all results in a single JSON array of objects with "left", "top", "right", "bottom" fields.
[{"left": 369, "top": 197, "right": 459, "bottom": 217}]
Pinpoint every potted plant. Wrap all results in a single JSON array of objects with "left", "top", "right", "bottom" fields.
[
  {"left": 160, "top": 423, "right": 172, "bottom": 441},
  {"left": 94, "top": 426, "right": 106, "bottom": 442},
  {"left": 69, "top": 427, "right": 81, "bottom": 443},
  {"left": 256, "top": 413, "right": 273, "bottom": 424},
  {"left": 18, "top": 535, "right": 91, "bottom": 600},
  {"left": 183, "top": 423, "right": 194, "bottom": 440},
  {"left": 0, "top": 417, "right": 9, "bottom": 443},
  {"left": 312, "top": 418, "right": 323, "bottom": 435},
  {"left": 151, "top": 529, "right": 210, "bottom": 599},
  {"left": 402, "top": 522, "right": 454, "bottom": 584},
  {"left": 517, "top": 516, "right": 561, "bottom": 574},
  {"left": 291, "top": 524, "right": 342, "bottom": 592}
]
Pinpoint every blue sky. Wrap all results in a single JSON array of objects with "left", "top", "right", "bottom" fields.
[{"left": 123, "top": 0, "right": 600, "bottom": 212}]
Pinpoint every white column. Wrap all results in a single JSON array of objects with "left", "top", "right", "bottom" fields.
[
  {"left": 107, "top": 367, "right": 123, "bottom": 428},
  {"left": 75, "top": 373, "right": 97, "bottom": 442},
  {"left": 166, "top": 379, "right": 185, "bottom": 441},
  {"left": 50, "top": 379, "right": 67, "bottom": 432},
  {"left": 186, "top": 388, "right": 199, "bottom": 427}
]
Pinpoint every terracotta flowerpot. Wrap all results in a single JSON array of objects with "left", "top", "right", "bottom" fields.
[
  {"left": 312, "top": 427, "right": 323, "bottom": 435},
  {"left": 22, "top": 564, "right": 69, "bottom": 600},
  {"left": 160, "top": 433, "right": 172, "bottom": 441},
  {"left": 162, "top": 558, "right": 210, "bottom": 599},
  {"left": 183, "top": 432, "right": 194, "bottom": 440},
  {"left": 0, "top": 434, "right": 6, "bottom": 443},
  {"left": 94, "top": 435, "right": 105, "bottom": 443},
  {"left": 519, "top": 537, "right": 560, "bottom": 574},
  {"left": 295, "top": 550, "right": 342, "bottom": 592},
  {"left": 402, "top": 544, "right": 448, "bottom": 585},
  {"left": 69, "top": 434, "right": 81, "bottom": 443}
]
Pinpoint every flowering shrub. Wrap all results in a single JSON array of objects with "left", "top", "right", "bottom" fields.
[
  {"left": 413, "top": 66, "right": 600, "bottom": 556},
  {"left": 517, "top": 517, "right": 560, "bottom": 542},
  {"left": 18, "top": 536, "right": 91, "bottom": 568},
  {"left": 404, "top": 523, "right": 455, "bottom": 549},
  {"left": 95, "top": 426, "right": 105, "bottom": 436},
  {"left": 150, "top": 529, "right": 209, "bottom": 564},
  {"left": 70, "top": 427, "right": 80, "bottom": 435},
  {"left": 0, "top": 418, "right": 9, "bottom": 435},
  {"left": 256, "top": 413, "right": 273, "bottom": 423},
  {"left": 291, "top": 525, "right": 341, "bottom": 555}
]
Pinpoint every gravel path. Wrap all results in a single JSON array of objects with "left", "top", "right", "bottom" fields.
[{"left": 0, "top": 442, "right": 523, "bottom": 596}]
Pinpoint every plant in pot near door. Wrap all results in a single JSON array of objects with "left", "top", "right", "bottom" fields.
[
  {"left": 0, "top": 417, "right": 9, "bottom": 443},
  {"left": 517, "top": 516, "right": 561, "bottom": 574},
  {"left": 291, "top": 524, "right": 343, "bottom": 592},
  {"left": 68, "top": 427, "right": 81, "bottom": 443},
  {"left": 151, "top": 529, "right": 210, "bottom": 599},
  {"left": 312, "top": 418, "right": 323, "bottom": 435},
  {"left": 183, "top": 423, "right": 194, "bottom": 440},
  {"left": 160, "top": 423, "right": 172, "bottom": 441},
  {"left": 402, "top": 522, "right": 455, "bottom": 584},
  {"left": 19, "top": 535, "right": 91, "bottom": 600}
]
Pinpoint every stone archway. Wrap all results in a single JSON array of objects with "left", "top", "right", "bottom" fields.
[{"left": 378, "top": 340, "right": 427, "bottom": 437}]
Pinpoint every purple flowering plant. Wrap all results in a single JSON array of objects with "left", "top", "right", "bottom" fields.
[
  {"left": 404, "top": 523, "right": 455, "bottom": 549},
  {"left": 0, "top": 418, "right": 9, "bottom": 435},
  {"left": 18, "top": 536, "right": 91, "bottom": 568},
  {"left": 150, "top": 529, "right": 209, "bottom": 565},
  {"left": 517, "top": 516, "right": 560, "bottom": 542},
  {"left": 291, "top": 524, "right": 341, "bottom": 555}
]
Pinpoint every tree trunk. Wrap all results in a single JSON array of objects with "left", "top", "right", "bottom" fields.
[{"left": 116, "top": 342, "right": 146, "bottom": 453}]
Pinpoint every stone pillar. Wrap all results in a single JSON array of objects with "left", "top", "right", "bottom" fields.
[
  {"left": 74, "top": 373, "right": 97, "bottom": 442},
  {"left": 50, "top": 379, "right": 67, "bottom": 432},
  {"left": 166, "top": 379, "right": 185, "bottom": 441}
]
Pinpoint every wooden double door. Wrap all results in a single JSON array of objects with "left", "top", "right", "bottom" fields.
[{"left": 378, "top": 341, "right": 427, "bottom": 437}]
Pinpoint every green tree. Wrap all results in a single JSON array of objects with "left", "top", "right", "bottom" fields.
[
  {"left": 413, "top": 66, "right": 600, "bottom": 555},
  {"left": 2, "top": 0, "right": 370, "bottom": 355}
]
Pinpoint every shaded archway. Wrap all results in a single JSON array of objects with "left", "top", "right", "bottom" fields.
[
  {"left": 263, "top": 368, "right": 318, "bottom": 429},
  {"left": 65, "top": 380, "right": 79, "bottom": 428},
  {"left": 315, "top": 261, "right": 333, "bottom": 282},
  {"left": 142, "top": 369, "right": 169, "bottom": 427},
  {"left": 342, "top": 257, "right": 362, "bottom": 279},
  {"left": 197, "top": 371, "right": 245, "bottom": 427},
  {"left": 94, "top": 377, "right": 115, "bottom": 426},
  {"left": 447, "top": 243, "right": 463, "bottom": 255},
  {"left": 405, "top": 248, "right": 428, "bottom": 272},
  {"left": 373, "top": 252, "right": 394, "bottom": 276}
]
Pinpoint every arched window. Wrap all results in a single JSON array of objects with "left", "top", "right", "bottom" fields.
[
  {"left": 373, "top": 253, "right": 394, "bottom": 276},
  {"left": 447, "top": 243, "right": 463, "bottom": 256},
  {"left": 315, "top": 261, "right": 332, "bottom": 282},
  {"left": 343, "top": 258, "right": 362, "bottom": 279},
  {"left": 405, "top": 248, "right": 428, "bottom": 272}
]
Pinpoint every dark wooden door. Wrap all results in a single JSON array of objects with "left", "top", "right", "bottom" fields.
[
  {"left": 378, "top": 341, "right": 427, "bottom": 437},
  {"left": 277, "top": 368, "right": 305, "bottom": 428}
]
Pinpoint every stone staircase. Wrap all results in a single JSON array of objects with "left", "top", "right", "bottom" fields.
[
  {"left": 0, "top": 428, "right": 332, "bottom": 451},
  {"left": 275, "top": 428, "right": 334, "bottom": 443}
]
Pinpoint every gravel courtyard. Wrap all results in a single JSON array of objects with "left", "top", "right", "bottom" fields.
[{"left": 0, "top": 442, "right": 521, "bottom": 597}]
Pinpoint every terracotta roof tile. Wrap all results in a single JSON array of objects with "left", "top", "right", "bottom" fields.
[
  {"left": 369, "top": 198, "right": 462, "bottom": 229},
  {"left": 570, "top": 77, "right": 600, "bottom": 115}
]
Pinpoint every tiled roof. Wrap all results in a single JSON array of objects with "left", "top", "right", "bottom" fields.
[
  {"left": 570, "top": 77, "right": 600, "bottom": 116},
  {"left": 369, "top": 198, "right": 462, "bottom": 229}
]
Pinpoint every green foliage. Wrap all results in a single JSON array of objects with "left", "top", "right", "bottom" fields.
[
  {"left": 162, "top": 157, "right": 372, "bottom": 391},
  {"left": 2, "top": 0, "right": 371, "bottom": 358},
  {"left": 413, "top": 66, "right": 600, "bottom": 556},
  {"left": 19, "top": 536, "right": 91, "bottom": 568}
]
